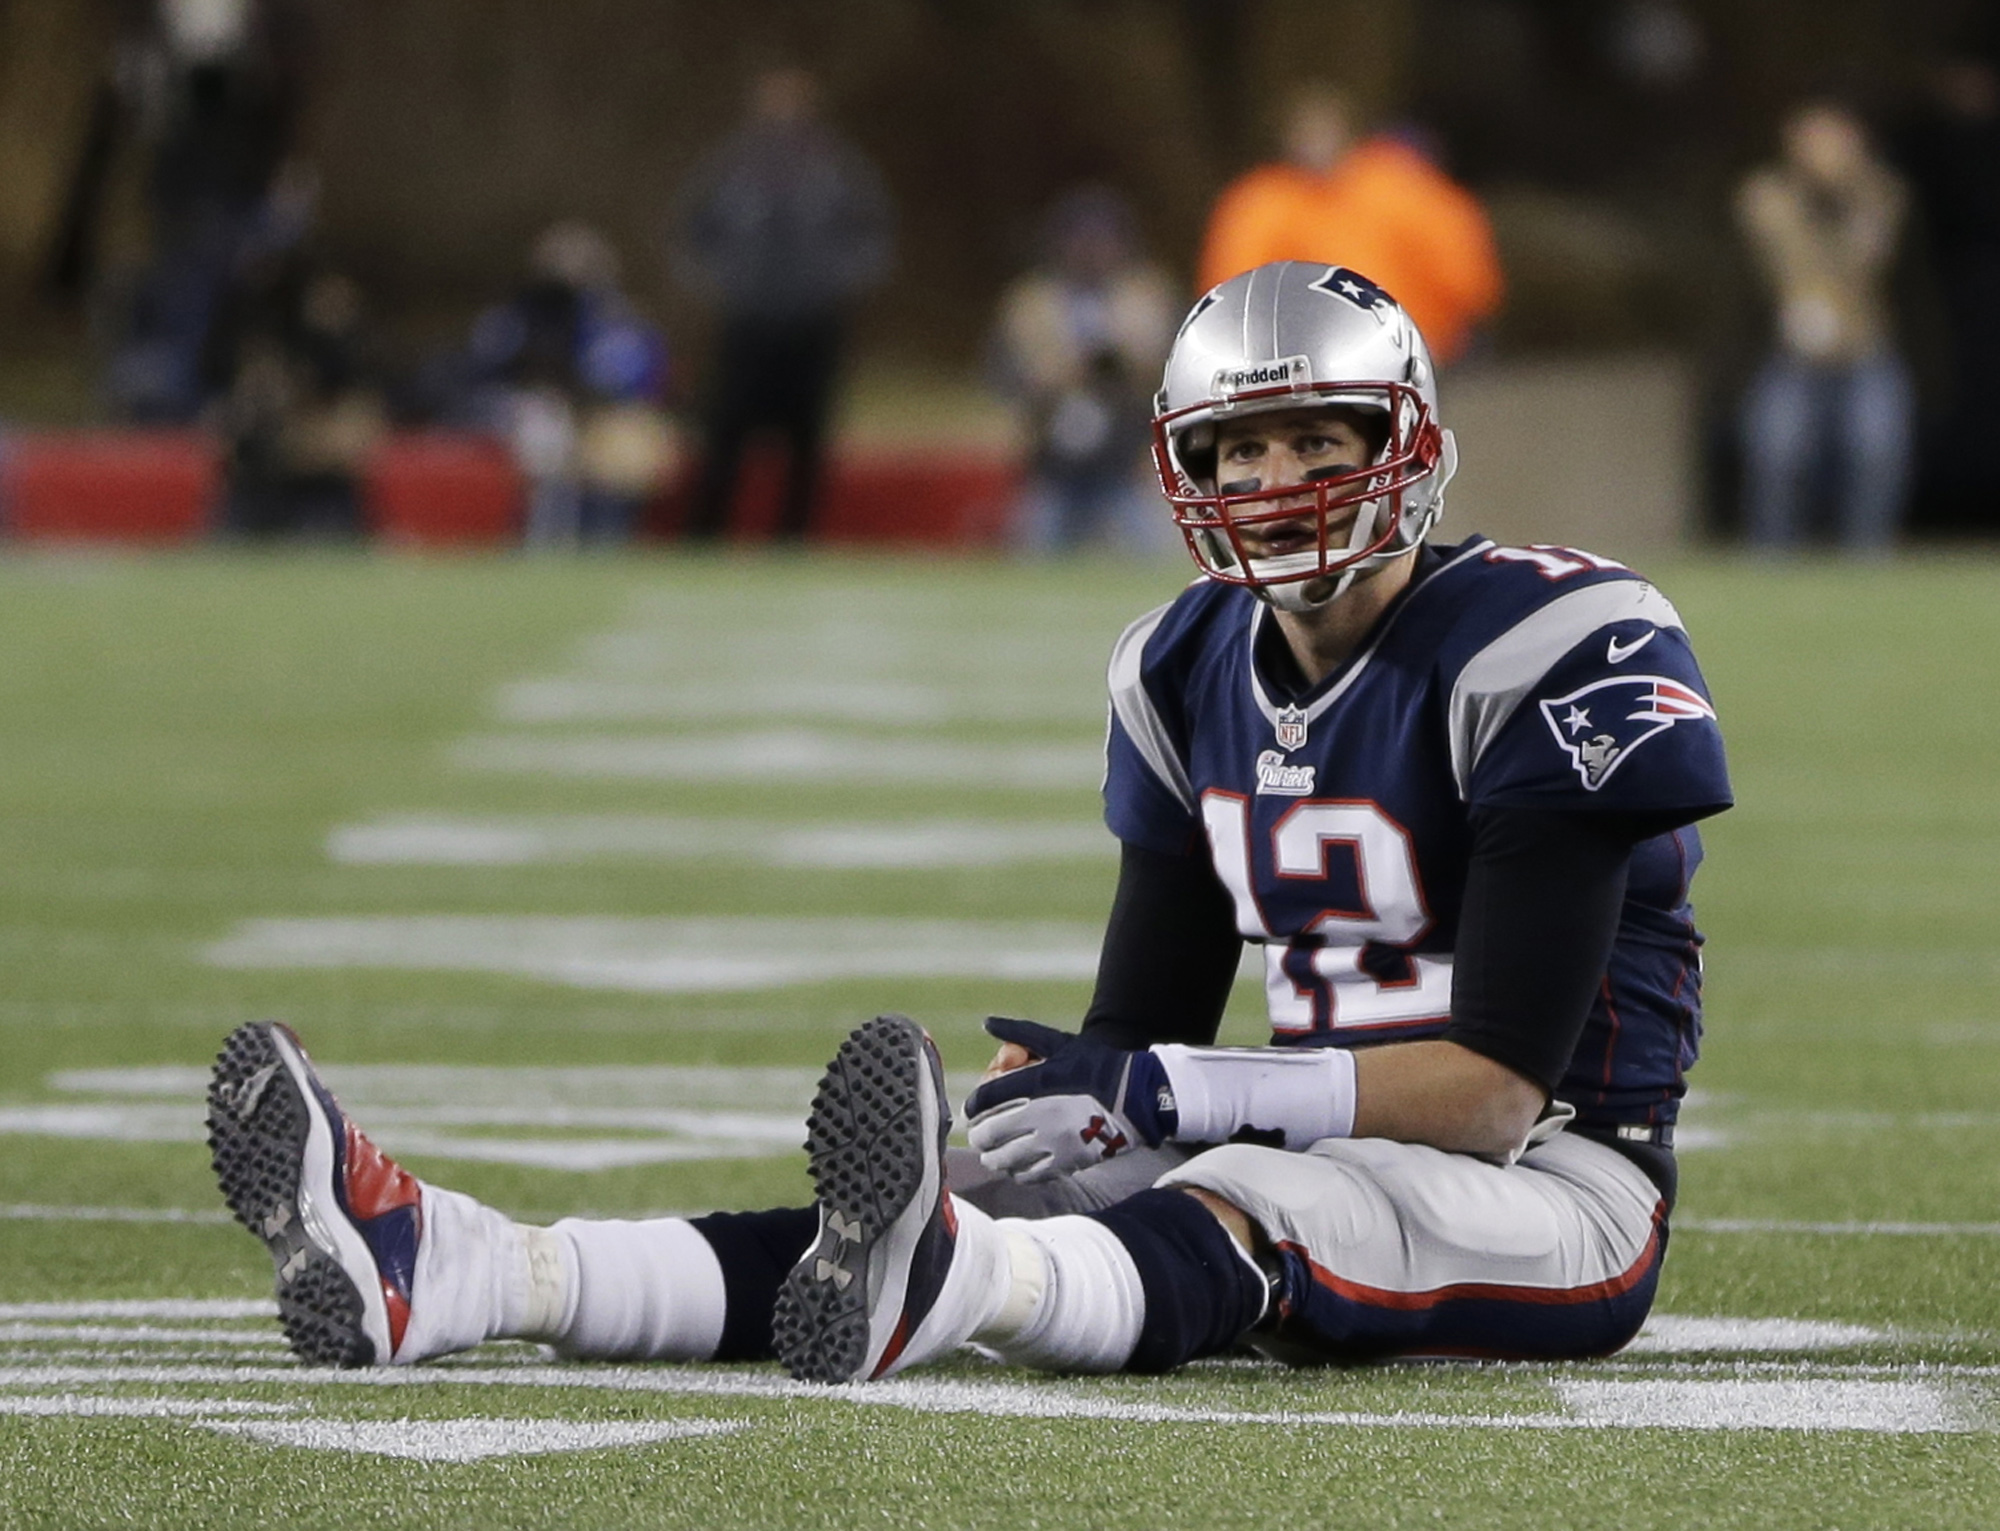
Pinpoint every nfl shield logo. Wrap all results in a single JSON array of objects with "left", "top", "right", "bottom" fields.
[{"left": 1274, "top": 704, "right": 1309, "bottom": 752}]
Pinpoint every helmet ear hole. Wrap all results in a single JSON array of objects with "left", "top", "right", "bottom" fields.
[{"left": 1173, "top": 421, "right": 1217, "bottom": 489}]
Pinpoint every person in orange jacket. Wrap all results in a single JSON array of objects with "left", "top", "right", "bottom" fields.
[{"left": 1197, "top": 84, "right": 1503, "bottom": 366}]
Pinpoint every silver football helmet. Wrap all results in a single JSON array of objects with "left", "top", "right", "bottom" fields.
[{"left": 1151, "top": 261, "right": 1458, "bottom": 611}]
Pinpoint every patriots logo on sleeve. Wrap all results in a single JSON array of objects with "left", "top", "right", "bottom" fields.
[{"left": 1538, "top": 675, "right": 1718, "bottom": 791}]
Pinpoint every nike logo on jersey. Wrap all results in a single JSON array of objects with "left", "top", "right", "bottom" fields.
[{"left": 1606, "top": 629, "right": 1656, "bottom": 663}]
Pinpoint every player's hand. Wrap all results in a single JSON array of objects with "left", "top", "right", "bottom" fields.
[
  {"left": 963, "top": 1017, "right": 1178, "bottom": 1183},
  {"left": 980, "top": 1038, "right": 1038, "bottom": 1082}
]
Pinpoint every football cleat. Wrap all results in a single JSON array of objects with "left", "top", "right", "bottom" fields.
[
  {"left": 206, "top": 1021, "right": 422, "bottom": 1366},
  {"left": 773, "top": 1013, "right": 959, "bottom": 1383}
]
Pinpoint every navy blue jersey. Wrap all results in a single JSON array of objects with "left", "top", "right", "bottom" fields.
[{"left": 1103, "top": 537, "right": 1732, "bottom": 1128}]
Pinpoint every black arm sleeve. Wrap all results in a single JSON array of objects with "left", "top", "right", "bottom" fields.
[
  {"left": 1442, "top": 806, "right": 1651, "bottom": 1095},
  {"left": 1077, "top": 839, "right": 1243, "bottom": 1051}
]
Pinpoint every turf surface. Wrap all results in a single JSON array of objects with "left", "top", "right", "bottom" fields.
[{"left": 2, "top": 544, "right": 1999, "bottom": 1527}]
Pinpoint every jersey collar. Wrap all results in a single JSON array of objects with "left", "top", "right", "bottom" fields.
[{"left": 1244, "top": 538, "right": 1495, "bottom": 733}]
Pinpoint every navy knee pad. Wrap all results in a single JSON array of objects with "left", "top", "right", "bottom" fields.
[
  {"left": 1087, "top": 1188, "right": 1267, "bottom": 1373},
  {"left": 688, "top": 1206, "right": 819, "bottom": 1361}
]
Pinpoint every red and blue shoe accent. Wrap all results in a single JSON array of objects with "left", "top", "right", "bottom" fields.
[
  {"left": 206, "top": 1021, "right": 423, "bottom": 1366},
  {"left": 772, "top": 1014, "right": 960, "bottom": 1383}
]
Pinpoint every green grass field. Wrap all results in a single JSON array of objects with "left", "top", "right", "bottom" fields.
[{"left": 2, "top": 544, "right": 1999, "bottom": 1528}]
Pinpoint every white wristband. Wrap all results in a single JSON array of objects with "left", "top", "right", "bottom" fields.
[{"left": 1151, "top": 1044, "right": 1358, "bottom": 1148}]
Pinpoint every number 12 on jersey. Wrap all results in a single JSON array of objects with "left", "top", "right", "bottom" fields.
[{"left": 1201, "top": 792, "right": 1455, "bottom": 1036}]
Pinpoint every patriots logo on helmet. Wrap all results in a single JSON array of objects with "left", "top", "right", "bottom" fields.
[
  {"left": 1308, "top": 266, "right": 1395, "bottom": 312},
  {"left": 1538, "top": 674, "right": 1717, "bottom": 791}
]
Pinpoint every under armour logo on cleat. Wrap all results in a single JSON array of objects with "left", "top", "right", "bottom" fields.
[
  {"left": 827, "top": 1211, "right": 863, "bottom": 1244},
  {"left": 814, "top": 1259, "right": 853, "bottom": 1291},
  {"left": 260, "top": 1205, "right": 292, "bottom": 1238},
  {"left": 278, "top": 1248, "right": 308, "bottom": 1282},
  {"left": 227, "top": 1062, "right": 281, "bottom": 1121}
]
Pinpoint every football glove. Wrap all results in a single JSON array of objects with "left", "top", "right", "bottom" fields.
[{"left": 963, "top": 1016, "right": 1179, "bottom": 1183}]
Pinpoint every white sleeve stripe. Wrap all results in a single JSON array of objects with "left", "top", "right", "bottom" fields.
[
  {"left": 1447, "top": 581, "right": 1686, "bottom": 796},
  {"left": 1106, "top": 600, "right": 1197, "bottom": 815}
]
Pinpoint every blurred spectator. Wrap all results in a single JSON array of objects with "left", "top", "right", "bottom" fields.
[
  {"left": 1737, "top": 102, "right": 1912, "bottom": 552},
  {"left": 991, "top": 187, "right": 1177, "bottom": 553},
  {"left": 672, "top": 67, "right": 892, "bottom": 541},
  {"left": 1897, "top": 57, "right": 2000, "bottom": 531},
  {"left": 465, "top": 223, "right": 678, "bottom": 546},
  {"left": 208, "top": 258, "right": 383, "bottom": 539},
  {"left": 103, "top": 0, "right": 311, "bottom": 422},
  {"left": 1195, "top": 83, "right": 1503, "bottom": 366}
]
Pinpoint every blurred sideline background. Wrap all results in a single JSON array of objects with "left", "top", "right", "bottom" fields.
[{"left": 0, "top": 0, "right": 1994, "bottom": 557}]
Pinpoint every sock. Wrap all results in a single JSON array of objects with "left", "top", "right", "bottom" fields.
[
  {"left": 1084, "top": 1188, "right": 1268, "bottom": 1373},
  {"left": 550, "top": 1215, "right": 729, "bottom": 1360},
  {"left": 876, "top": 1193, "right": 1016, "bottom": 1375},
  {"left": 399, "top": 1183, "right": 561, "bottom": 1363},
  {"left": 688, "top": 1206, "right": 819, "bottom": 1361},
  {"left": 974, "top": 1214, "right": 1146, "bottom": 1373}
]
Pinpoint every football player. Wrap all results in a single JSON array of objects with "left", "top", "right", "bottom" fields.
[{"left": 208, "top": 260, "right": 1729, "bottom": 1381}]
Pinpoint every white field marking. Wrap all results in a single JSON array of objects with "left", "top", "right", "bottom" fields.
[
  {"left": 1711, "top": 948, "right": 2000, "bottom": 980},
  {"left": 199, "top": 1415, "right": 751, "bottom": 1461},
  {"left": 0, "top": 1203, "right": 232, "bottom": 1225},
  {"left": 52, "top": 1063, "right": 832, "bottom": 1108},
  {"left": 0, "top": 1300, "right": 274, "bottom": 1321},
  {"left": 1676, "top": 1218, "right": 2000, "bottom": 1237},
  {"left": 0, "top": 1363, "right": 1984, "bottom": 1435},
  {"left": 0, "top": 1105, "right": 196, "bottom": 1142},
  {"left": 202, "top": 915, "right": 1101, "bottom": 993},
  {"left": 1625, "top": 1316, "right": 1889, "bottom": 1353},
  {"left": 0, "top": 1325, "right": 284, "bottom": 1345},
  {"left": 575, "top": 614, "right": 1110, "bottom": 694},
  {"left": 0, "top": 1395, "right": 292, "bottom": 1419},
  {"left": 495, "top": 677, "right": 1103, "bottom": 726},
  {"left": 1666, "top": 1125, "right": 1729, "bottom": 1152},
  {"left": 326, "top": 814, "right": 1111, "bottom": 869},
  {"left": 27, "top": 1063, "right": 987, "bottom": 1170},
  {"left": 0, "top": 1104, "right": 805, "bottom": 1168},
  {"left": 451, "top": 731, "right": 1104, "bottom": 791},
  {"left": 1553, "top": 1380, "right": 1972, "bottom": 1433}
]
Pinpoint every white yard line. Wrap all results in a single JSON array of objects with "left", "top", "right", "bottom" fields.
[
  {"left": 0, "top": 1300, "right": 274, "bottom": 1321},
  {"left": 1677, "top": 1219, "right": 2000, "bottom": 1237},
  {"left": 50, "top": 1063, "right": 834, "bottom": 1108},
  {"left": 0, "top": 1325, "right": 284, "bottom": 1345},
  {"left": 197, "top": 1416, "right": 750, "bottom": 1461},
  {"left": 1553, "top": 1379, "right": 1973, "bottom": 1433},
  {"left": 494, "top": 677, "right": 1102, "bottom": 726},
  {"left": 0, "top": 1204, "right": 233, "bottom": 1225},
  {"left": 1626, "top": 1316, "right": 1889, "bottom": 1353},
  {"left": 202, "top": 915, "right": 1101, "bottom": 993},
  {"left": 451, "top": 731, "right": 1104, "bottom": 790},
  {"left": 0, "top": 1395, "right": 292, "bottom": 1418},
  {"left": 18, "top": 1062, "right": 994, "bottom": 1170},
  {"left": 0, "top": 1361, "right": 1982, "bottom": 1435},
  {"left": 326, "top": 815, "right": 1111, "bottom": 869}
]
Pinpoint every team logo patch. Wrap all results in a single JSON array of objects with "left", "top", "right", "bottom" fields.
[
  {"left": 1307, "top": 266, "right": 1396, "bottom": 312},
  {"left": 1255, "top": 749, "right": 1316, "bottom": 796},
  {"left": 1538, "top": 675, "right": 1716, "bottom": 791},
  {"left": 1274, "top": 704, "right": 1309, "bottom": 752}
]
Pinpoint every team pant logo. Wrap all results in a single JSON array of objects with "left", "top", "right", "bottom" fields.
[{"left": 1538, "top": 675, "right": 1716, "bottom": 791}]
